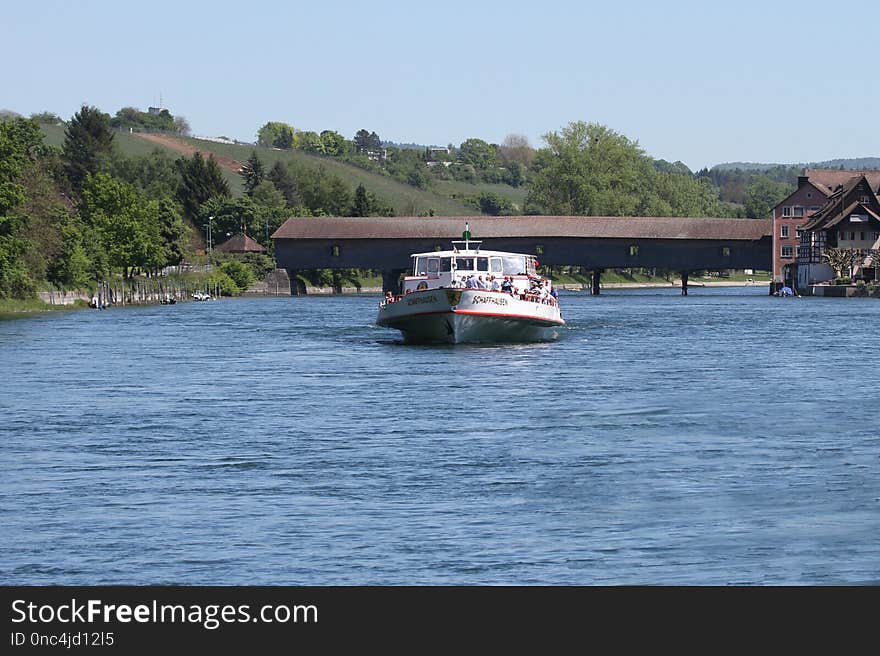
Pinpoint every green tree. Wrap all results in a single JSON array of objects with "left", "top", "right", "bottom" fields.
[
  {"left": 251, "top": 180, "right": 286, "bottom": 211},
  {"left": 477, "top": 192, "right": 516, "bottom": 215},
  {"left": 350, "top": 183, "right": 393, "bottom": 217},
  {"left": 458, "top": 138, "right": 498, "bottom": 170},
  {"left": 175, "top": 152, "right": 230, "bottom": 219},
  {"left": 62, "top": 105, "right": 114, "bottom": 192},
  {"left": 319, "top": 130, "right": 348, "bottom": 156},
  {"left": 156, "top": 197, "right": 189, "bottom": 265},
  {"left": 352, "top": 184, "right": 370, "bottom": 217},
  {"left": 256, "top": 121, "right": 295, "bottom": 149},
  {"left": 240, "top": 151, "right": 265, "bottom": 196},
  {"left": 198, "top": 196, "right": 264, "bottom": 244},
  {"left": 0, "top": 118, "right": 48, "bottom": 298},
  {"left": 744, "top": 178, "right": 793, "bottom": 219},
  {"left": 294, "top": 165, "right": 351, "bottom": 215},
  {"left": 296, "top": 131, "right": 323, "bottom": 153},
  {"left": 30, "top": 111, "right": 63, "bottom": 125},
  {"left": 266, "top": 161, "right": 299, "bottom": 207},
  {"left": 219, "top": 259, "right": 255, "bottom": 291},
  {"left": 525, "top": 120, "right": 732, "bottom": 218},
  {"left": 48, "top": 219, "right": 93, "bottom": 288},
  {"left": 111, "top": 148, "right": 181, "bottom": 197},
  {"left": 110, "top": 107, "right": 178, "bottom": 132},
  {"left": 80, "top": 173, "right": 167, "bottom": 277},
  {"left": 354, "top": 129, "right": 381, "bottom": 153},
  {"left": 526, "top": 122, "right": 649, "bottom": 215}
]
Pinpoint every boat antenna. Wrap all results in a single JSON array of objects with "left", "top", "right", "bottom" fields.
[{"left": 464, "top": 222, "right": 470, "bottom": 250}]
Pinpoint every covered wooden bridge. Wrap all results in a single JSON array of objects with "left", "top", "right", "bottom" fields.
[{"left": 272, "top": 216, "right": 772, "bottom": 294}]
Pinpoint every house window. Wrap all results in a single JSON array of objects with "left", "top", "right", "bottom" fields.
[
  {"left": 629, "top": 245, "right": 639, "bottom": 256},
  {"left": 782, "top": 207, "right": 792, "bottom": 217},
  {"left": 535, "top": 245, "right": 544, "bottom": 255},
  {"left": 721, "top": 247, "right": 731, "bottom": 257},
  {"left": 807, "top": 192, "right": 812, "bottom": 199},
  {"left": 793, "top": 207, "right": 804, "bottom": 217},
  {"left": 860, "top": 232, "right": 866, "bottom": 241},
  {"left": 331, "top": 245, "right": 340, "bottom": 257},
  {"left": 434, "top": 244, "right": 443, "bottom": 251},
  {"left": 780, "top": 226, "right": 789, "bottom": 238},
  {"left": 781, "top": 246, "right": 794, "bottom": 258},
  {"left": 809, "top": 206, "right": 820, "bottom": 212},
  {"left": 860, "top": 195, "right": 870, "bottom": 203}
]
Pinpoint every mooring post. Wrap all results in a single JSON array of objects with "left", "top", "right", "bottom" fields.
[
  {"left": 681, "top": 271, "right": 689, "bottom": 296},
  {"left": 591, "top": 269, "right": 601, "bottom": 296}
]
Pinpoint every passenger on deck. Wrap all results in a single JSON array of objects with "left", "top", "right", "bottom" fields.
[
  {"left": 500, "top": 277, "right": 513, "bottom": 294},
  {"left": 464, "top": 275, "right": 477, "bottom": 289},
  {"left": 488, "top": 275, "right": 501, "bottom": 291},
  {"left": 385, "top": 291, "right": 395, "bottom": 303}
]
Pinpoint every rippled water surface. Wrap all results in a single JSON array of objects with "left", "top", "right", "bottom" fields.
[{"left": 2, "top": 288, "right": 878, "bottom": 584}]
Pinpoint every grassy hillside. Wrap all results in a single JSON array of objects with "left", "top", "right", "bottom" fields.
[
  {"left": 177, "top": 138, "right": 484, "bottom": 215},
  {"left": 38, "top": 124, "right": 525, "bottom": 215},
  {"left": 40, "top": 124, "right": 245, "bottom": 193}
]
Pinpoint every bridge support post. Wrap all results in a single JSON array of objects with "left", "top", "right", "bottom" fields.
[
  {"left": 382, "top": 269, "right": 406, "bottom": 295},
  {"left": 591, "top": 269, "right": 602, "bottom": 296},
  {"left": 332, "top": 271, "right": 342, "bottom": 295},
  {"left": 680, "top": 271, "right": 689, "bottom": 296},
  {"left": 286, "top": 269, "right": 306, "bottom": 295}
]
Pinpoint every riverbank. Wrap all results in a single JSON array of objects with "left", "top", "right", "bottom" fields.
[
  {"left": 0, "top": 298, "right": 88, "bottom": 318},
  {"left": 560, "top": 279, "right": 771, "bottom": 291}
]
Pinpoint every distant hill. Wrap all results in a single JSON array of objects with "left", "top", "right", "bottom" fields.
[
  {"left": 38, "top": 125, "right": 523, "bottom": 216},
  {"left": 712, "top": 157, "right": 880, "bottom": 172}
]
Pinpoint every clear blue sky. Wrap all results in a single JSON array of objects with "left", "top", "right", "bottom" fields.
[{"left": 3, "top": 0, "right": 878, "bottom": 171}]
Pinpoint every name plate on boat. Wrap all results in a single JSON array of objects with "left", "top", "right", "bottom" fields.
[
  {"left": 407, "top": 294, "right": 438, "bottom": 306},
  {"left": 471, "top": 295, "right": 509, "bottom": 306}
]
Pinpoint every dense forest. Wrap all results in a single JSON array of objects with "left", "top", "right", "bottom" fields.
[{"left": 3, "top": 103, "right": 876, "bottom": 302}]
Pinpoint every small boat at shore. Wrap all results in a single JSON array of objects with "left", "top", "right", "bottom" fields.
[{"left": 376, "top": 227, "right": 564, "bottom": 344}]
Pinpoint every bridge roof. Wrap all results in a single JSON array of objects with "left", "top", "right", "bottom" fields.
[{"left": 272, "top": 216, "right": 771, "bottom": 241}]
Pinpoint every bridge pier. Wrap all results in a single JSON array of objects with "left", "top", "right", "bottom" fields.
[
  {"left": 285, "top": 269, "right": 306, "bottom": 295},
  {"left": 591, "top": 269, "right": 602, "bottom": 296},
  {"left": 382, "top": 269, "right": 406, "bottom": 295},
  {"left": 332, "top": 271, "right": 342, "bottom": 295},
  {"left": 680, "top": 271, "right": 689, "bottom": 296}
]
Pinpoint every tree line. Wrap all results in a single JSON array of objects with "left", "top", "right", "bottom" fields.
[{"left": 256, "top": 118, "right": 798, "bottom": 218}]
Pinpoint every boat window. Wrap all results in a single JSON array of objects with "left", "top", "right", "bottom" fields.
[
  {"left": 440, "top": 258, "right": 452, "bottom": 272},
  {"left": 455, "top": 257, "right": 474, "bottom": 271},
  {"left": 502, "top": 255, "right": 526, "bottom": 275},
  {"left": 414, "top": 257, "right": 428, "bottom": 276},
  {"left": 427, "top": 258, "right": 440, "bottom": 275},
  {"left": 476, "top": 257, "right": 489, "bottom": 271},
  {"left": 490, "top": 257, "right": 503, "bottom": 273},
  {"left": 526, "top": 257, "right": 536, "bottom": 275}
]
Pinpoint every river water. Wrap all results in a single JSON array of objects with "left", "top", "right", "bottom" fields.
[{"left": 1, "top": 287, "right": 878, "bottom": 585}]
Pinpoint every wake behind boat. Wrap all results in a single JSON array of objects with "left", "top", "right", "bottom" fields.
[{"left": 376, "top": 227, "right": 564, "bottom": 344}]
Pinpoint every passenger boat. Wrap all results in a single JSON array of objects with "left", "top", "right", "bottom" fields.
[{"left": 376, "top": 227, "right": 564, "bottom": 344}]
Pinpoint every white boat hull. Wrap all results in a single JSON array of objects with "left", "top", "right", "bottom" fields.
[{"left": 376, "top": 288, "right": 564, "bottom": 344}]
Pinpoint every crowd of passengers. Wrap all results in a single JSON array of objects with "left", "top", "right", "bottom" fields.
[
  {"left": 384, "top": 274, "right": 558, "bottom": 305},
  {"left": 453, "top": 274, "right": 558, "bottom": 303}
]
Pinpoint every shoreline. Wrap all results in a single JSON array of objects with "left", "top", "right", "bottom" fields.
[
  {"left": 563, "top": 280, "right": 771, "bottom": 290},
  {"left": 259, "top": 280, "right": 772, "bottom": 295}
]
